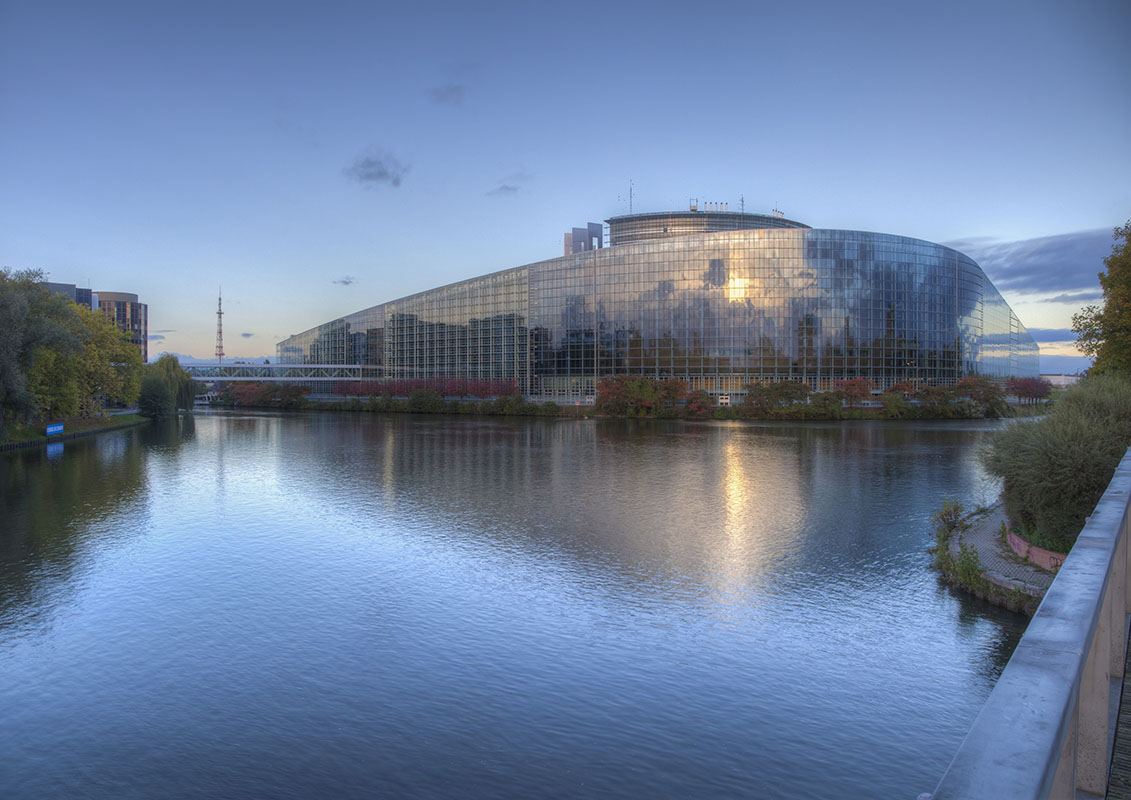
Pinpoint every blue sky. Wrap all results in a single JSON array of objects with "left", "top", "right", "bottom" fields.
[{"left": 2, "top": 0, "right": 1128, "bottom": 372}]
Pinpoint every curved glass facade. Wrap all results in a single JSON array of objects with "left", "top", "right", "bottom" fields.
[{"left": 278, "top": 220, "right": 1039, "bottom": 398}]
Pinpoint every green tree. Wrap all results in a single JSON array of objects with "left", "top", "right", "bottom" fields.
[
  {"left": 72, "top": 304, "right": 142, "bottom": 415},
  {"left": 1073, "top": 221, "right": 1131, "bottom": 374},
  {"left": 26, "top": 346, "right": 82, "bottom": 420},
  {"left": 810, "top": 391, "right": 844, "bottom": 418},
  {"left": 137, "top": 374, "right": 174, "bottom": 420},
  {"left": 739, "top": 380, "right": 809, "bottom": 417},
  {"left": 145, "top": 354, "right": 198, "bottom": 410},
  {"left": 0, "top": 269, "right": 81, "bottom": 436}
]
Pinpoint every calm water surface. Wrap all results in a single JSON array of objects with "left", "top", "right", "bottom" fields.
[{"left": 0, "top": 412, "right": 1025, "bottom": 799}]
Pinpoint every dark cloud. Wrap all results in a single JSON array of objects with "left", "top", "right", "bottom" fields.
[
  {"left": 486, "top": 169, "right": 532, "bottom": 197},
  {"left": 1039, "top": 291, "right": 1102, "bottom": 304},
  {"left": 333, "top": 275, "right": 358, "bottom": 286},
  {"left": 241, "top": 332, "right": 255, "bottom": 339},
  {"left": 151, "top": 328, "right": 176, "bottom": 333},
  {"left": 945, "top": 228, "right": 1111, "bottom": 295},
  {"left": 1024, "top": 328, "right": 1075, "bottom": 343},
  {"left": 148, "top": 333, "right": 166, "bottom": 341},
  {"left": 430, "top": 84, "right": 466, "bottom": 105},
  {"left": 343, "top": 150, "right": 408, "bottom": 188}
]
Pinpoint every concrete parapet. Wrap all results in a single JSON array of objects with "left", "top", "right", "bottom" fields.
[{"left": 931, "top": 448, "right": 1131, "bottom": 799}]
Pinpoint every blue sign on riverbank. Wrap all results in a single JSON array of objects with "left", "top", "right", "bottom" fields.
[{"left": 46, "top": 423, "right": 63, "bottom": 436}]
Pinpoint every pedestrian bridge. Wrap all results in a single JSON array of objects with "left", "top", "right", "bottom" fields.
[
  {"left": 931, "top": 448, "right": 1131, "bottom": 799},
  {"left": 185, "top": 363, "right": 377, "bottom": 382}
]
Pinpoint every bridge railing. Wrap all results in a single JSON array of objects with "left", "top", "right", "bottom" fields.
[
  {"left": 184, "top": 364, "right": 378, "bottom": 381},
  {"left": 931, "top": 448, "right": 1131, "bottom": 799}
]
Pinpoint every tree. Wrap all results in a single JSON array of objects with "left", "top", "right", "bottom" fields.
[
  {"left": 683, "top": 389, "right": 713, "bottom": 418},
  {"left": 26, "top": 346, "right": 81, "bottom": 420},
  {"left": 146, "top": 354, "right": 198, "bottom": 410},
  {"left": 137, "top": 375, "right": 174, "bottom": 420},
  {"left": 809, "top": 391, "right": 844, "bottom": 418},
  {"left": 956, "top": 375, "right": 1008, "bottom": 418},
  {"left": 0, "top": 269, "right": 81, "bottom": 436},
  {"left": 1073, "top": 221, "right": 1131, "bottom": 374},
  {"left": 835, "top": 378, "right": 874, "bottom": 405},
  {"left": 72, "top": 304, "right": 142, "bottom": 415},
  {"left": 1005, "top": 376, "right": 1052, "bottom": 404},
  {"left": 739, "top": 380, "right": 809, "bottom": 417},
  {"left": 884, "top": 380, "right": 915, "bottom": 396}
]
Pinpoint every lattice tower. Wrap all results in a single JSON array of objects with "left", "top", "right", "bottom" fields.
[{"left": 215, "top": 289, "right": 224, "bottom": 364}]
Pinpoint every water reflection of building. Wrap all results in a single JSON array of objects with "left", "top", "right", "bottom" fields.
[{"left": 277, "top": 208, "right": 1039, "bottom": 399}]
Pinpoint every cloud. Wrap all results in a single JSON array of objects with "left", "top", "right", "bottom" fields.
[
  {"left": 343, "top": 150, "right": 408, "bottom": 188},
  {"left": 1039, "top": 291, "right": 1102, "bottom": 304},
  {"left": 486, "top": 169, "right": 533, "bottom": 197},
  {"left": 148, "top": 333, "right": 166, "bottom": 341},
  {"left": 333, "top": 275, "right": 358, "bottom": 286},
  {"left": 944, "top": 228, "right": 1112, "bottom": 295},
  {"left": 430, "top": 84, "right": 465, "bottom": 105},
  {"left": 241, "top": 332, "right": 255, "bottom": 339}
]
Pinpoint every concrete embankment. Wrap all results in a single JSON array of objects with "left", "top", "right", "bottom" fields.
[{"left": 947, "top": 503, "right": 1054, "bottom": 613}]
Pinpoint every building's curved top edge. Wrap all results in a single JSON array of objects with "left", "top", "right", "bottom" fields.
[{"left": 605, "top": 210, "right": 810, "bottom": 228}]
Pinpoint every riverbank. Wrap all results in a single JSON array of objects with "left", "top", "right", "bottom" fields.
[
  {"left": 211, "top": 394, "right": 1049, "bottom": 422},
  {"left": 933, "top": 502, "right": 1052, "bottom": 616},
  {"left": 0, "top": 413, "right": 149, "bottom": 452}
]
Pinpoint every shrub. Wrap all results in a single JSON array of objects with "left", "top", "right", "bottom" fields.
[
  {"left": 931, "top": 497, "right": 965, "bottom": 533},
  {"left": 982, "top": 373, "right": 1131, "bottom": 552},
  {"left": 955, "top": 543, "right": 985, "bottom": 588},
  {"left": 406, "top": 389, "right": 446, "bottom": 413}
]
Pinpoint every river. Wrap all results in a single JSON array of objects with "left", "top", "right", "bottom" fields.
[{"left": 0, "top": 412, "right": 1025, "bottom": 799}]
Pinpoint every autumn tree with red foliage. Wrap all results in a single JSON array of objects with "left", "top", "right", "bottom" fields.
[
  {"left": 1005, "top": 376, "right": 1052, "bottom": 404},
  {"left": 835, "top": 378, "right": 874, "bottom": 405},
  {"left": 594, "top": 375, "right": 695, "bottom": 417},
  {"left": 221, "top": 382, "right": 308, "bottom": 409},
  {"left": 333, "top": 378, "right": 518, "bottom": 398},
  {"left": 884, "top": 381, "right": 915, "bottom": 396}
]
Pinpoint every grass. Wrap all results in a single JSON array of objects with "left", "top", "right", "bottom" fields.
[{"left": 3, "top": 413, "right": 146, "bottom": 446}]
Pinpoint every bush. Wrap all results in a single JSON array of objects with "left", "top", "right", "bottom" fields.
[
  {"left": 138, "top": 375, "right": 174, "bottom": 420},
  {"left": 406, "top": 389, "right": 446, "bottom": 413},
  {"left": 982, "top": 373, "right": 1131, "bottom": 552}
]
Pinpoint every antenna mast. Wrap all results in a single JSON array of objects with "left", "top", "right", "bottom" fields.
[{"left": 215, "top": 288, "right": 225, "bottom": 364}]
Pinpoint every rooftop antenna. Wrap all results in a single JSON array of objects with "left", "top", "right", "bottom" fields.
[
  {"left": 629, "top": 179, "right": 633, "bottom": 215},
  {"left": 215, "top": 288, "right": 225, "bottom": 365},
  {"left": 740, "top": 195, "right": 744, "bottom": 214}
]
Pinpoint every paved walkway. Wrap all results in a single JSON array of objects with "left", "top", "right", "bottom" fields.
[{"left": 952, "top": 503, "right": 1055, "bottom": 597}]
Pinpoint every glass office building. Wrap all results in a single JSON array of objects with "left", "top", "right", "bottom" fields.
[{"left": 277, "top": 211, "right": 1039, "bottom": 398}]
